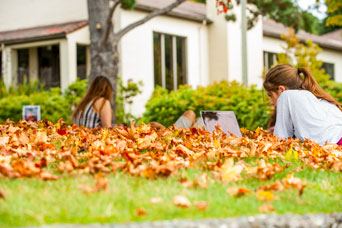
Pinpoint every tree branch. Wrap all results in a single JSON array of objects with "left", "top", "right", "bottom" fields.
[
  {"left": 103, "top": 0, "right": 122, "bottom": 44},
  {"left": 115, "top": 0, "right": 186, "bottom": 40}
]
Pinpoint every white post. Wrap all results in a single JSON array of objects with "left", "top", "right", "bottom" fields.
[
  {"left": 241, "top": 0, "right": 248, "bottom": 86},
  {"left": 59, "top": 40, "right": 69, "bottom": 92},
  {"left": 29, "top": 48, "right": 38, "bottom": 82}
]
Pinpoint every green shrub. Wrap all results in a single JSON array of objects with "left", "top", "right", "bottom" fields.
[
  {"left": 321, "top": 80, "right": 342, "bottom": 104},
  {"left": 0, "top": 77, "right": 142, "bottom": 124},
  {"left": 0, "top": 78, "right": 44, "bottom": 99},
  {"left": 0, "top": 89, "right": 71, "bottom": 123},
  {"left": 141, "top": 81, "right": 273, "bottom": 130},
  {"left": 142, "top": 79, "right": 342, "bottom": 130}
]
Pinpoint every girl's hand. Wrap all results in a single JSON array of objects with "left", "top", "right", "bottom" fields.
[
  {"left": 148, "top": 122, "right": 165, "bottom": 130},
  {"left": 267, "top": 126, "right": 275, "bottom": 133}
]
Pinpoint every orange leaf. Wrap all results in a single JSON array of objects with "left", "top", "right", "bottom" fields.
[
  {"left": 0, "top": 187, "right": 6, "bottom": 200},
  {"left": 194, "top": 201, "right": 209, "bottom": 211},
  {"left": 259, "top": 204, "right": 275, "bottom": 213},
  {"left": 135, "top": 208, "right": 147, "bottom": 217},
  {"left": 173, "top": 195, "right": 191, "bottom": 208}
]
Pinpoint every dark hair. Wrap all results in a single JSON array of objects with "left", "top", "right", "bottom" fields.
[
  {"left": 72, "top": 76, "right": 113, "bottom": 120},
  {"left": 263, "top": 64, "right": 342, "bottom": 111}
]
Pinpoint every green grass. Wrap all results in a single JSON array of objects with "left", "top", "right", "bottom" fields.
[{"left": 0, "top": 162, "right": 342, "bottom": 227}]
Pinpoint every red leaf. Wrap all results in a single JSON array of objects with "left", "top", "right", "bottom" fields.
[{"left": 57, "top": 129, "right": 67, "bottom": 136}]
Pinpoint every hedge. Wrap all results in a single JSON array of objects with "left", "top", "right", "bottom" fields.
[
  {"left": 141, "top": 80, "right": 342, "bottom": 130},
  {"left": 0, "top": 80, "right": 87, "bottom": 124},
  {"left": 141, "top": 81, "right": 273, "bottom": 130}
]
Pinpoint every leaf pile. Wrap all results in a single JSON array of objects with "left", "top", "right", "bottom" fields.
[{"left": 0, "top": 119, "right": 341, "bottom": 182}]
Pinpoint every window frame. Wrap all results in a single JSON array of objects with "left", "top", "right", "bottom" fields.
[
  {"left": 321, "top": 62, "right": 335, "bottom": 81},
  {"left": 263, "top": 51, "right": 278, "bottom": 70},
  {"left": 153, "top": 31, "right": 187, "bottom": 90}
]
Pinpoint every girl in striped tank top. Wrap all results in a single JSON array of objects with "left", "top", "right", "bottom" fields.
[{"left": 72, "top": 76, "right": 113, "bottom": 128}]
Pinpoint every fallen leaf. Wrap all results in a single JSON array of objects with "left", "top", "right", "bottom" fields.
[
  {"left": 57, "top": 129, "right": 67, "bottom": 136},
  {"left": 258, "top": 179, "right": 284, "bottom": 192},
  {"left": 135, "top": 208, "right": 147, "bottom": 217},
  {"left": 227, "top": 187, "right": 252, "bottom": 197},
  {"left": 0, "top": 187, "right": 6, "bottom": 200},
  {"left": 282, "top": 174, "right": 306, "bottom": 195},
  {"left": 259, "top": 204, "right": 275, "bottom": 213},
  {"left": 220, "top": 158, "right": 244, "bottom": 182},
  {"left": 40, "top": 171, "right": 59, "bottom": 181},
  {"left": 0, "top": 163, "right": 16, "bottom": 178},
  {"left": 94, "top": 176, "right": 108, "bottom": 192},
  {"left": 78, "top": 184, "right": 93, "bottom": 194},
  {"left": 257, "top": 190, "right": 278, "bottom": 201},
  {"left": 194, "top": 201, "right": 209, "bottom": 211},
  {"left": 173, "top": 195, "right": 191, "bottom": 208},
  {"left": 150, "top": 197, "right": 162, "bottom": 204}
]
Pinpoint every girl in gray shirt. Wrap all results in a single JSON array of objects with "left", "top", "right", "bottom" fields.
[{"left": 263, "top": 64, "right": 342, "bottom": 146}]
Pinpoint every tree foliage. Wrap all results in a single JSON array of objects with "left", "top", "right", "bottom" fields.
[{"left": 325, "top": 0, "right": 342, "bottom": 27}]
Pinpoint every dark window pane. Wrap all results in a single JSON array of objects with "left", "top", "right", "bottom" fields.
[
  {"left": 153, "top": 32, "right": 162, "bottom": 87},
  {"left": 17, "top": 49, "right": 29, "bottom": 84},
  {"left": 321, "top": 62, "right": 335, "bottom": 80},
  {"left": 38, "top": 45, "right": 60, "bottom": 88},
  {"left": 77, "top": 45, "right": 87, "bottom": 80},
  {"left": 263, "top": 51, "right": 278, "bottom": 70},
  {"left": 153, "top": 32, "right": 187, "bottom": 91},
  {"left": 164, "top": 34, "right": 174, "bottom": 91},
  {"left": 176, "top": 37, "right": 186, "bottom": 87}
]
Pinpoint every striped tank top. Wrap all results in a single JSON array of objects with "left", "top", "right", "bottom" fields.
[{"left": 76, "top": 101, "right": 101, "bottom": 128}]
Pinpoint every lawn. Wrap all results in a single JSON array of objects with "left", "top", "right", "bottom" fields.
[{"left": 0, "top": 120, "right": 341, "bottom": 227}]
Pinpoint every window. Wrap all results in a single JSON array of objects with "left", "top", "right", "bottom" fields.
[
  {"left": 77, "top": 45, "right": 87, "bottom": 80},
  {"left": 263, "top": 51, "right": 278, "bottom": 70},
  {"left": 153, "top": 32, "right": 187, "bottom": 90},
  {"left": 321, "top": 62, "right": 335, "bottom": 80},
  {"left": 17, "top": 49, "right": 30, "bottom": 84},
  {"left": 38, "top": 45, "right": 60, "bottom": 88}
]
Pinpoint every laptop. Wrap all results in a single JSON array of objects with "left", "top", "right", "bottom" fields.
[{"left": 200, "top": 111, "right": 242, "bottom": 137}]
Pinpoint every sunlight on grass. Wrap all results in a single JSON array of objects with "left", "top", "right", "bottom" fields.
[{"left": 1, "top": 164, "right": 342, "bottom": 227}]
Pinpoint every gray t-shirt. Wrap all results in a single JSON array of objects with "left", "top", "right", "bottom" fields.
[{"left": 274, "top": 90, "right": 342, "bottom": 145}]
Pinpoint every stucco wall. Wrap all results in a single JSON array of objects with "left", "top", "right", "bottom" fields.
[
  {"left": 226, "top": 5, "right": 264, "bottom": 88},
  {"left": 318, "top": 49, "right": 342, "bottom": 83},
  {"left": 118, "top": 9, "right": 209, "bottom": 117},
  {"left": 0, "top": 0, "right": 88, "bottom": 31},
  {"left": 206, "top": 0, "right": 229, "bottom": 84}
]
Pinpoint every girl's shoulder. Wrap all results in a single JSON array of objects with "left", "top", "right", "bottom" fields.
[
  {"left": 280, "top": 90, "right": 314, "bottom": 100},
  {"left": 93, "top": 97, "right": 110, "bottom": 112},
  {"left": 278, "top": 90, "right": 317, "bottom": 107}
]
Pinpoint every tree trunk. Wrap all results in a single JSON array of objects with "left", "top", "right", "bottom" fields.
[
  {"left": 87, "top": 0, "right": 118, "bottom": 123},
  {"left": 87, "top": 0, "right": 186, "bottom": 124}
]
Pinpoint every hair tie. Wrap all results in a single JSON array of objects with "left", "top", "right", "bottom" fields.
[{"left": 297, "top": 68, "right": 301, "bottom": 75}]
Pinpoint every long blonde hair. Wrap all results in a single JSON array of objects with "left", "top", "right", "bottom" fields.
[
  {"left": 263, "top": 64, "right": 342, "bottom": 111},
  {"left": 72, "top": 76, "right": 113, "bottom": 120}
]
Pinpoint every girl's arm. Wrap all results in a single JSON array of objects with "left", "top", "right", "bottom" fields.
[
  {"left": 274, "top": 94, "right": 294, "bottom": 138},
  {"left": 100, "top": 100, "right": 112, "bottom": 128}
]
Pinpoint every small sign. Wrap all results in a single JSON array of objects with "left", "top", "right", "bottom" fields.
[{"left": 22, "top": 105, "right": 41, "bottom": 121}]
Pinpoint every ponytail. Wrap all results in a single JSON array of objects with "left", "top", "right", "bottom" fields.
[{"left": 300, "top": 67, "right": 342, "bottom": 111}]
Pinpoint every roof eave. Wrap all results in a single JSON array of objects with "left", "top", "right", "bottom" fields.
[
  {"left": 1, "top": 33, "right": 66, "bottom": 45},
  {"left": 263, "top": 31, "right": 342, "bottom": 52},
  {"left": 133, "top": 4, "right": 212, "bottom": 24}
]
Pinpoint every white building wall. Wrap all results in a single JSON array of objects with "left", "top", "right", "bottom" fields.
[
  {"left": 0, "top": 0, "right": 88, "bottom": 31},
  {"left": 226, "top": 5, "right": 264, "bottom": 88},
  {"left": 262, "top": 36, "right": 286, "bottom": 53},
  {"left": 318, "top": 49, "right": 342, "bottom": 83},
  {"left": 206, "top": 0, "right": 229, "bottom": 83},
  {"left": 66, "top": 26, "right": 90, "bottom": 87},
  {"left": 118, "top": 10, "right": 209, "bottom": 117}
]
